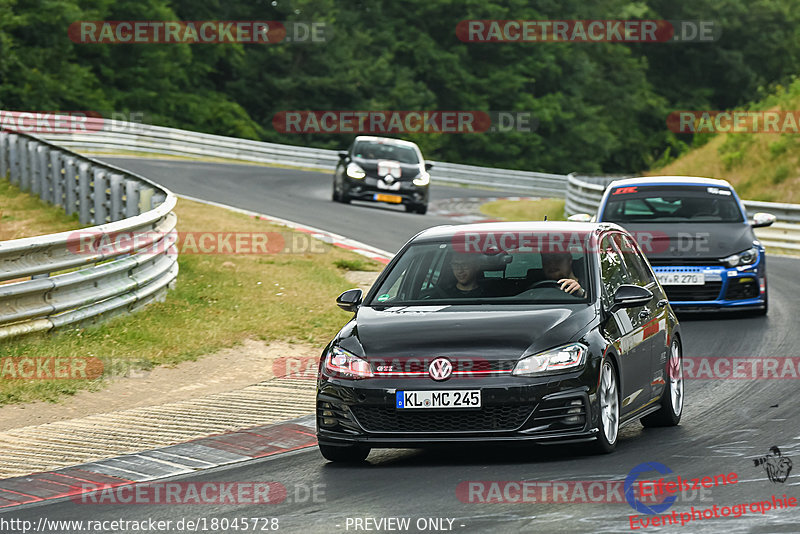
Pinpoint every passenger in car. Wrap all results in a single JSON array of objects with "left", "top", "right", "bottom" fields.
[{"left": 541, "top": 253, "right": 585, "bottom": 297}]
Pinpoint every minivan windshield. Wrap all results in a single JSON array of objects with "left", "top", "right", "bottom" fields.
[
  {"left": 367, "top": 237, "right": 592, "bottom": 306},
  {"left": 602, "top": 185, "right": 744, "bottom": 223},
  {"left": 353, "top": 141, "right": 420, "bottom": 164}
]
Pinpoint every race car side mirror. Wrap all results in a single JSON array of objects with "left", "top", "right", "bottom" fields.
[
  {"left": 750, "top": 212, "right": 776, "bottom": 228},
  {"left": 336, "top": 288, "right": 363, "bottom": 312}
]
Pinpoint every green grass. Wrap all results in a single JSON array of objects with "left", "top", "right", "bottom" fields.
[
  {"left": 0, "top": 191, "right": 383, "bottom": 405},
  {"left": 0, "top": 179, "right": 82, "bottom": 241},
  {"left": 479, "top": 198, "right": 566, "bottom": 222}
]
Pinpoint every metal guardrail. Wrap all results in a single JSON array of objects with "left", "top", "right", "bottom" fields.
[
  {"left": 31, "top": 115, "right": 569, "bottom": 197},
  {"left": 0, "top": 129, "right": 178, "bottom": 339},
  {"left": 14, "top": 112, "right": 800, "bottom": 252}
]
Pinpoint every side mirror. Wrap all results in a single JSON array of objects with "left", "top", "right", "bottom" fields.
[
  {"left": 424, "top": 162, "right": 434, "bottom": 171},
  {"left": 609, "top": 284, "right": 653, "bottom": 313},
  {"left": 750, "top": 212, "right": 776, "bottom": 228},
  {"left": 336, "top": 288, "right": 363, "bottom": 312},
  {"left": 567, "top": 213, "right": 593, "bottom": 222},
  {"left": 338, "top": 151, "right": 349, "bottom": 161}
]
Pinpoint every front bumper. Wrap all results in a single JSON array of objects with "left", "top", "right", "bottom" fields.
[
  {"left": 652, "top": 260, "right": 766, "bottom": 310},
  {"left": 345, "top": 176, "right": 428, "bottom": 206},
  {"left": 316, "top": 376, "right": 598, "bottom": 447}
]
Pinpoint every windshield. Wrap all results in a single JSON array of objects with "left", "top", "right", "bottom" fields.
[
  {"left": 602, "top": 185, "right": 744, "bottom": 223},
  {"left": 353, "top": 141, "right": 420, "bottom": 164},
  {"left": 367, "top": 238, "right": 592, "bottom": 306}
]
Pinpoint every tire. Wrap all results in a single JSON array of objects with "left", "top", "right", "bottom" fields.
[
  {"left": 591, "top": 358, "right": 619, "bottom": 454},
  {"left": 641, "top": 338, "right": 683, "bottom": 427},
  {"left": 318, "top": 443, "right": 370, "bottom": 463},
  {"left": 405, "top": 203, "right": 427, "bottom": 215},
  {"left": 332, "top": 182, "right": 340, "bottom": 202}
]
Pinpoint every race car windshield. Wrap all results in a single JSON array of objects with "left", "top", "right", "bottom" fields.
[
  {"left": 603, "top": 185, "right": 745, "bottom": 223},
  {"left": 353, "top": 141, "right": 420, "bottom": 164},
  {"left": 367, "top": 238, "right": 592, "bottom": 306}
]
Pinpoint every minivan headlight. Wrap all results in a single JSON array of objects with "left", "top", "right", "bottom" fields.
[
  {"left": 512, "top": 343, "right": 587, "bottom": 376},
  {"left": 324, "top": 346, "right": 373, "bottom": 379},
  {"left": 721, "top": 246, "right": 759, "bottom": 268},
  {"left": 346, "top": 162, "right": 366, "bottom": 179},
  {"left": 412, "top": 171, "right": 430, "bottom": 186}
]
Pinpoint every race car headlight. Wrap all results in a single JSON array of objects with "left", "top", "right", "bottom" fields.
[
  {"left": 346, "top": 162, "right": 366, "bottom": 179},
  {"left": 324, "top": 346, "right": 373, "bottom": 379},
  {"left": 512, "top": 343, "right": 587, "bottom": 376},
  {"left": 721, "top": 246, "right": 759, "bottom": 268},
  {"left": 412, "top": 171, "right": 430, "bottom": 186}
]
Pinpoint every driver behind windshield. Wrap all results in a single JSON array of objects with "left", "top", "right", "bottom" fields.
[
  {"left": 541, "top": 252, "right": 585, "bottom": 297},
  {"left": 438, "top": 253, "right": 486, "bottom": 298}
]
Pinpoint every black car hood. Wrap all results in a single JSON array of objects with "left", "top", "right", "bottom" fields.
[
  {"left": 353, "top": 158, "right": 421, "bottom": 180},
  {"left": 340, "top": 305, "right": 597, "bottom": 361},
  {"left": 617, "top": 222, "right": 756, "bottom": 260}
]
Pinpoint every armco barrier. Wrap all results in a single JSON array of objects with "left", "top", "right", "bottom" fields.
[
  {"left": 9, "top": 112, "right": 800, "bottom": 251},
  {"left": 0, "top": 129, "right": 178, "bottom": 340}
]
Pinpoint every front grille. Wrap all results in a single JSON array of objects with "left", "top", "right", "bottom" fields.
[
  {"left": 724, "top": 277, "right": 759, "bottom": 300},
  {"left": 371, "top": 359, "right": 517, "bottom": 373},
  {"left": 351, "top": 405, "right": 533, "bottom": 433},
  {"left": 650, "top": 258, "right": 722, "bottom": 267},
  {"left": 663, "top": 282, "right": 722, "bottom": 301}
]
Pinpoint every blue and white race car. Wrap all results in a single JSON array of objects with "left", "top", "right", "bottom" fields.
[{"left": 592, "top": 177, "right": 775, "bottom": 314}]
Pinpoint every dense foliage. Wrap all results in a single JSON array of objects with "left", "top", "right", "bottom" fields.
[{"left": 1, "top": 0, "right": 798, "bottom": 173}]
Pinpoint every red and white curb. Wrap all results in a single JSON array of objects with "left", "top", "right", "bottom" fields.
[
  {"left": 178, "top": 195, "right": 394, "bottom": 264},
  {"left": 0, "top": 415, "right": 317, "bottom": 509}
]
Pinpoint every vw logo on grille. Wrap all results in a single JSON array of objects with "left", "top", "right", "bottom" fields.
[
  {"left": 428, "top": 358, "right": 453, "bottom": 381},
  {"left": 384, "top": 175, "right": 395, "bottom": 184}
]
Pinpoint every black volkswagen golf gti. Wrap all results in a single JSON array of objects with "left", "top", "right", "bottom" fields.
[{"left": 316, "top": 222, "right": 684, "bottom": 462}]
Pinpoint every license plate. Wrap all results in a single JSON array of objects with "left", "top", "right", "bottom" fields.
[
  {"left": 396, "top": 390, "right": 481, "bottom": 409},
  {"left": 374, "top": 193, "right": 402, "bottom": 203},
  {"left": 657, "top": 272, "right": 705, "bottom": 285}
]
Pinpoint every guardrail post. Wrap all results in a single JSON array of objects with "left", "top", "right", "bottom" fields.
[
  {"left": 139, "top": 187, "right": 154, "bottom": 213},
  {"left": 125, "top": 179, "right": 140, "bottom": 217},
  {"left": 109, "top": 173, "right": 124, "bottom": 221},
  {"left": 93, "top": 169, "right": 107, "bottom": 224},
  {"left": 78, "top": 162, "right": 91, "bottom": 224},
  {"left": 50, "top": 150, "right": 63, "bottom": 207},
  {"left": 64, "top": 158, "right": 78, "bottom": 216},
  {"left": 151, "top": 191, "right": 166, "bottom": 209},
  {"left": 8, "top": 134, "right": 19, "bottom": 185},
  {"left": 0, "top": 132, "right": 7, "bottom": 179},
  {"left": 37, "top": 145, "right": 50, "bottom": 202},
  {"left": 20, "top": 140, "right": 33, "bottom": 191}
]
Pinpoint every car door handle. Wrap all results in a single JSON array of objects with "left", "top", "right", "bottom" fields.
[
  {"left": 657, "top": 299, "right": 669, "bottom": 308},
  {"left": 638, "top": 309, "right": 651, "bottom": 320}
]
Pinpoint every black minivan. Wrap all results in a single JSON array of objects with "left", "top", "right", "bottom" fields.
[{"left": 332, "top": 136, "right": 432, "bottom": 214}]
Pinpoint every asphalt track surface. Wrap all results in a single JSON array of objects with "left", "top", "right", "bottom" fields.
[{"left": 4, "top": 158, "right": 799, "bottom": 533}]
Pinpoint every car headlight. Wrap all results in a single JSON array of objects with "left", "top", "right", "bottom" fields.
[
  {"left": 512, "top": 343, "right": 587, "bottom": 376},
  {"left": 412, "top": 171, "right": 430, "bottom": 186},
  {"left": 346, "top": 162, "right": 366, "bottom": 179},
  {"left": 721, "top": 246, "right": 759, "bottom": 268},
  {"left": 324, "top": 346, "right": 373, "bottom": 379}
]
